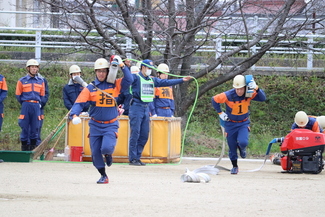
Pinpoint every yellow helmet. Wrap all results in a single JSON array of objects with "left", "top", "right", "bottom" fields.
[
  {"left": 157, "top": 63, "right": 169, "bottom": 72},
  {"left": 233, "top": 75, "right": 245, "bottom": 88},
  {"left": 26, "top": 59, "right": 39, "bottom": 67},
  {"left": 295, "top": 111, "right": 308, "bottom": 127},
  {"left": 316, "top": 116, "right": 325, "bottom": 128},
  {"left": 69, "top": 65, "right": 81, "bottom": 74},
  {"left": 94, "top": 58, "right": 109, "bottom": 70}
]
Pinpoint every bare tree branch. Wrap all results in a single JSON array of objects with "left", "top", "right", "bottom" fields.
[{"left": 37, "top": 0, "right": 325, "bottom": 117}]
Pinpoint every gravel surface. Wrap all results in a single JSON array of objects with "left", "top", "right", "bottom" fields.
[{"left": 0, "top": 158, "right": 324, "bottom": 217}]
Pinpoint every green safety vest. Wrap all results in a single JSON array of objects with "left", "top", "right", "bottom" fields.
[{"left": 137, "top": 74, "right": 154, "bottom": 102}]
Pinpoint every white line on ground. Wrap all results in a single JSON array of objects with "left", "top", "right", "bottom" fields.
[{"left": 182, "top": 157, "right": 265, "bottom": 162}]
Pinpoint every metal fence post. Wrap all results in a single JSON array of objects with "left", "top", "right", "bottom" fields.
[
  {"left": 215, "top": 36, "right": 222, "bottom": 69},
  {"left": 251, "top": 16, "right": 259, "bottom": 71},
  {"left": 35, "top": 30, "right": 42, "bottom": 62},
  {"left": 251, "top": 45, "right": 256, "bottom": 71},
  {"left": 307, "top": 34, "right": 313, "bottom": 70}
]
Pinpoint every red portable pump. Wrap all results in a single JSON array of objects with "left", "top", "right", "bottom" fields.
[{"left": 279, "top": 129, "right": 325, "bottom": 174}]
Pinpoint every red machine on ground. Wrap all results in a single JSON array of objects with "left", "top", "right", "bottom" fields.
[{"left": 279, "top": 129, "right": 325, "bottom": 174}]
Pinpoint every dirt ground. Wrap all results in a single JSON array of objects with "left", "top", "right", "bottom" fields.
[{"left": 0, "top": 157, "right": 324, "bottom": 217}]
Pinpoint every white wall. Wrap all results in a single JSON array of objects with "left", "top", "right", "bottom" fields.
[
  {"left": 0, "top": 0, "right": 49, "bottom": 28},
  {"left": 0, "top": 0, "right": 17, "bottom": 27}
]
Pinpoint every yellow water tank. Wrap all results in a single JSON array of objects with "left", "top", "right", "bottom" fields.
[{"left": 65, "top": 116, "right": 182, "bottom": 163}]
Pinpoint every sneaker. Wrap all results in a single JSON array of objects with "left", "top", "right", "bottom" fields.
[
  {"left": 138, "top": 160, "right": 146, "bottom": 166},
  {"left": 97, "top": 175, "right": 109, "bottom": 184},
  {"left": 230, "top": 167, "right": 239, "bottom": 174},
  {"left": 129, "top": 159, "right": 141, "bottom": 166},
  {"left": 105, "top": 154, "right": 113, "bottom": 167},
  {"left": 238, "top": 146, "right": 246, "bottom": 158}
]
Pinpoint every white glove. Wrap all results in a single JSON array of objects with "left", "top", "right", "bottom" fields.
[
  {"left": 80, "top": 112, "right": 89, "bottom": 116},
  {"left": 152, "top": 114, "right": 157, "bottom": 117},
  {"left": 113, "top": 55, "right": 124, "bottom": 67},
  {"left": 247, "top": 80, "right": 257, "bottom": 89},
  {"left": 219, "top": 112, "right": 229, "bottom": 121},
  {"left": 72, "top": 116, "right": 81, "bottom": 125}
]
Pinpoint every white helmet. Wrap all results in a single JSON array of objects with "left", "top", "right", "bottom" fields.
[
  {"left": 233, "top": 75, "right": 246, "bottom": 88},
  {"left": 94, "top": 58, "right": 109, "bottom": 70},
  {"left": 316, "top": 116, "right": 325, "bottom": 128},
  {"left": 295, "top": 111, "right": 308, "bottom": 127},
  {"left": 130, "top": 66, "right": 140, "bottom": 74},
  {"left": 69, "top": 65, "right": 81, "bottom": 74},
  {"left": 26, "top": 59, "right": 39, "bottom": 67},
  {"left": 136, "top": 61, "right": 141, "bottom": 69},
  {"left": 157, "top": 63, "right": 169, "bottom": 72}
]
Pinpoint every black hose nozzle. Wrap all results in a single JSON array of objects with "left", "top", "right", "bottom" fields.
[{"left": 275, "top": 137, "right": 284, "bottom": 143}]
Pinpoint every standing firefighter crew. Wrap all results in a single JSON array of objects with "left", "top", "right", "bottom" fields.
[
  {"left": 63, "top": 65, "right": 90, "bottom": 112},
  {"left": 128, "top": 59, "right": 192, "bottom": 166},
  {"left": 28, "top": 72, "right": 49, "bottom": 147},
  {"left": 16, "top": 59, "right": 45, "bottom": 151},
  {"left": 149, "top": 63, "right": 175, "bottom": 117},
  {"left": 69, "top": 56, "right": 132, "bottom": 184},
  {"left": 212, "top": 75, "right": 266, "bottom": 174},
  {"left": 0, "top": 73, "right": 8, "bottom": 132}
]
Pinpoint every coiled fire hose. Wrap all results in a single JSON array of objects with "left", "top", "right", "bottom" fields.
[{"left": 180, "top": 166, "right": 219, "bottom": 183}]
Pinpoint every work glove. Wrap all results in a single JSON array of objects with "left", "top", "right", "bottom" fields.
[
  {"left": 247, "top": 80, "right": 257, "bottom": 90},
  {"left": 113, "top": 55, "right": 124, "bottom": 67},
  {"left": 219, "top": 112, "right": 229, "bottom": 121},
  {"left": 72, "top": 116, "right": 81, "bottom": 125},
  {"left": 80, "top": 112, "right": 89, "bottom": 116}
]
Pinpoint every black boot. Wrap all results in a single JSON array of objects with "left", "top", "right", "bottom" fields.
[
  {"left": 30, "top": 139, "right": 37, "bottom": 151},
  {"left": 21, "top": 140, "right": 28, "bottom": 151}
]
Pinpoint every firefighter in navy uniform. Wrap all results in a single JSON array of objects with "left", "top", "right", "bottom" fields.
[
  {"left": 128, "top": 59, "right": 192, "bottom": 166},
  {"left": 291, "top": 111, "right": 322, "bottom": 132},
  {"left": 16, "top": 59, "right": 45, "bottom": 151},
  {"left": 271, "top": 111, "right": 323, "bottom": 165},
  {"left": 0, "top": 72, "right": 8, "bottom": 163},
  {"left": 149, "top": 63, "right": 175, "bottom": 117},
  {"left": 212, "top": 75, "right": 266, "bottom": 174},
  {"left": 63, "top": 65, "right": 90, "bottom": 112},
  {"left": 69, "top": 56, "right": 132, "bottom": 184},
  {"left": 28, "top": 72, "right": 49, "bottom": 147},
  {"left": 0, "top": 73, "right": 8, "bottom": 132}
]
